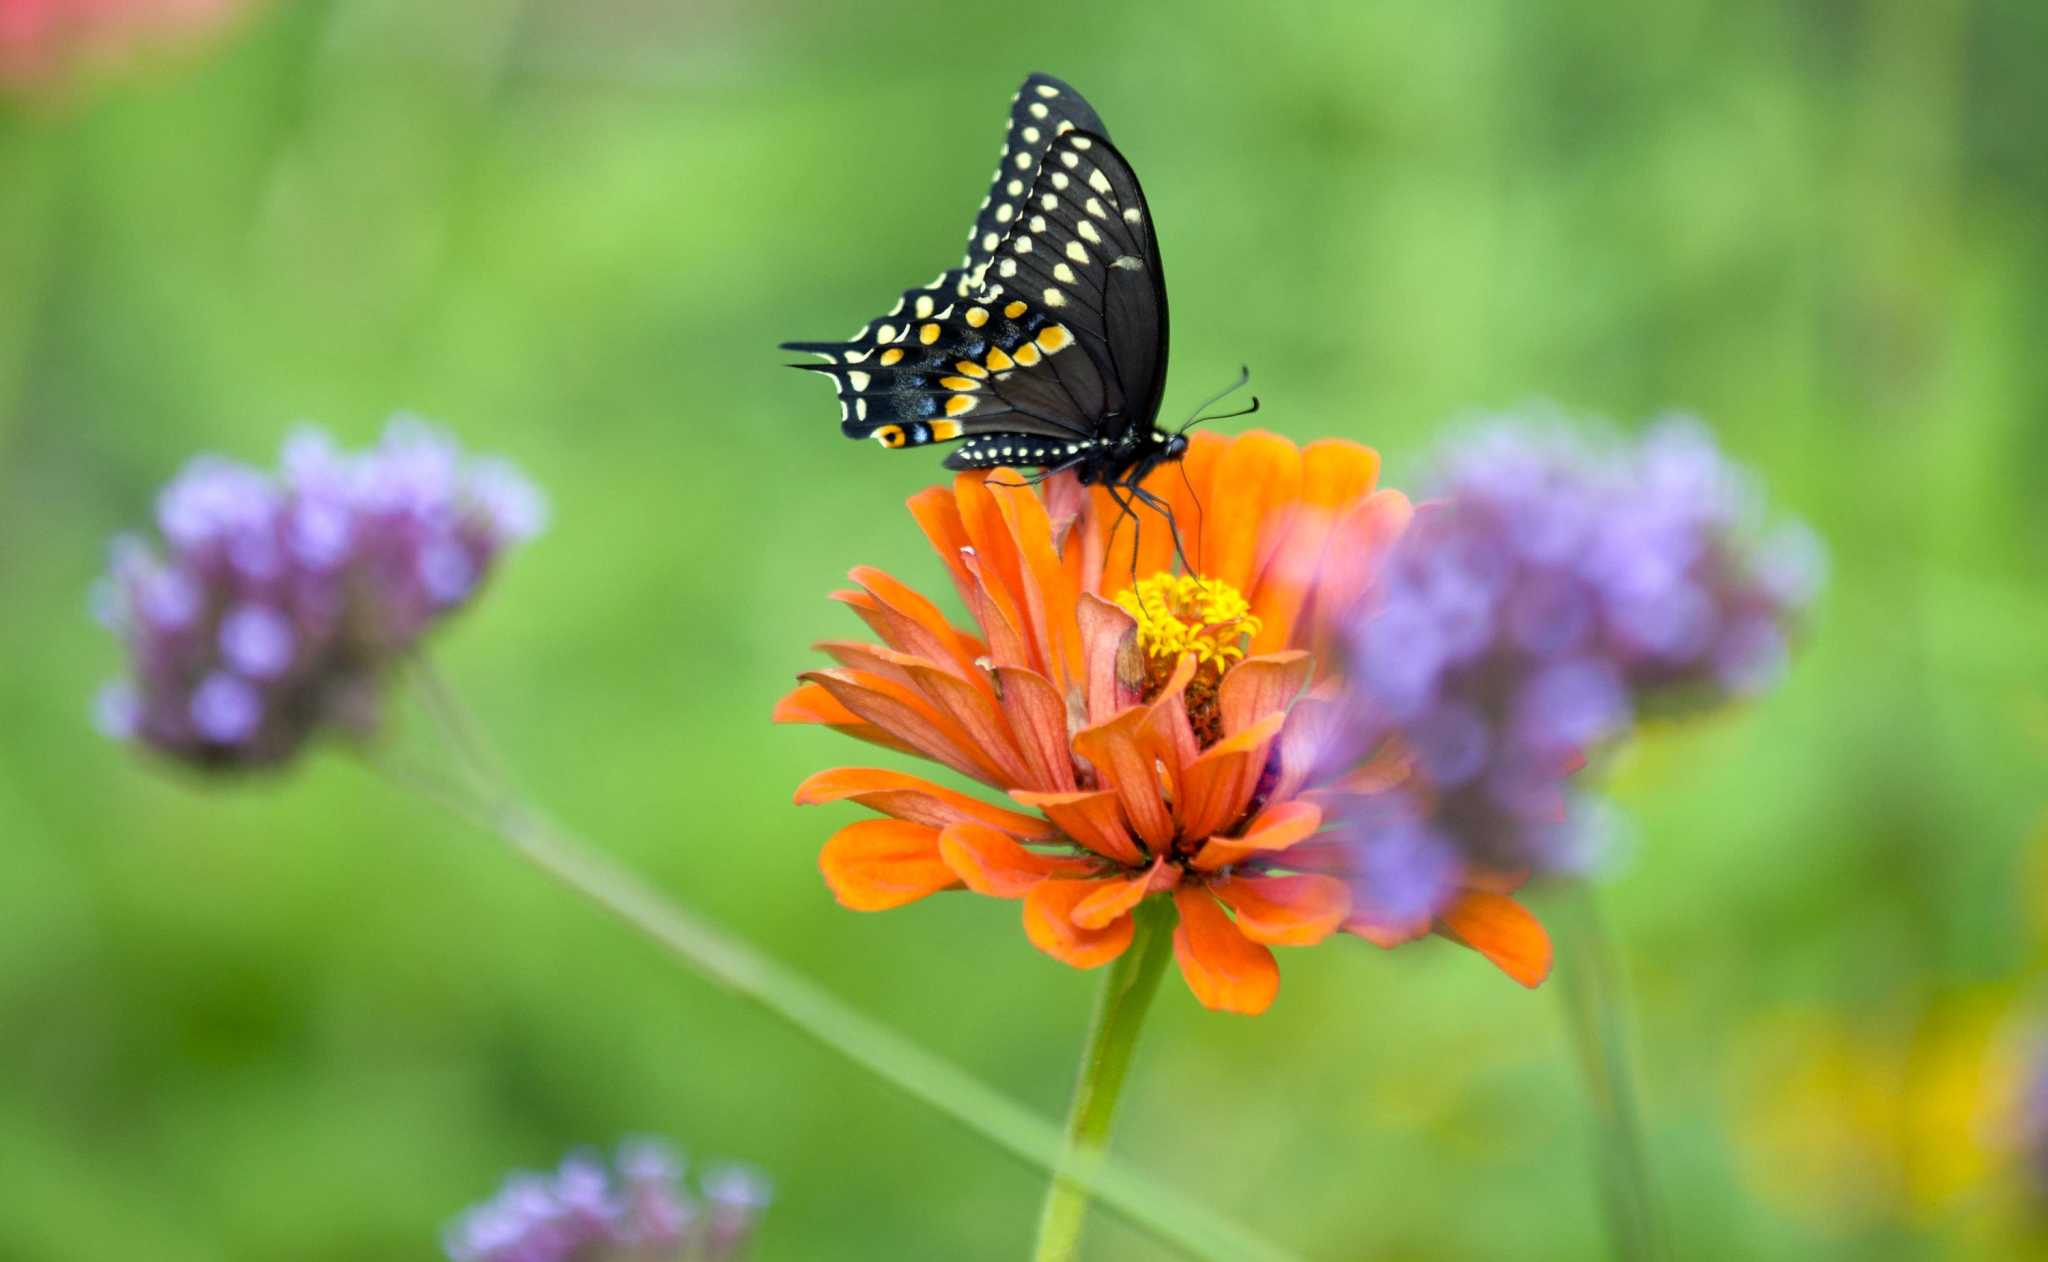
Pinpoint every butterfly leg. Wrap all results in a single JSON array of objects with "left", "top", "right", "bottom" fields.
[
  {"left": 986, "top": 458, "right": 1087, "bottom": 491},
  {"left": 1101, "top": 481, "right": 1146, "bottom": 586},
  {"left": 1126, "top": 482, "right": 1193, "bottom": 575}
]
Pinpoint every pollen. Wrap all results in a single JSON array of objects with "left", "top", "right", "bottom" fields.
[{"left": 1114, "top": 573, "right": 1263, "bottom": 671}]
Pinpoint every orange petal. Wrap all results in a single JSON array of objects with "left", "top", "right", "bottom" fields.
[
  {"left": 799, "top": 668, "right": 998, "bottom": 785},
  {"left": 1024, "top": 879, "right": 1136, "bottom": 968},
  {"left": 991, "top": 474, "right": 1084, "bottom": 694},
  {"left": 959, "top": 551, "right": 1033, "bottom": 670},
  {"left": 907, "top": 485, "right": 978, "bottom": 611},
  {"left": 1216, "top": 651, "right": 1313, "bottom": 738},
  {"left": 1076, "top": 593, "right": 1142, "bottom": 726},
  {"left": 903, "top": 662, "right": 1035, "bottom": 787},
  {"left": 1344, "top": 916, "right": 1432, "bottom": 949},
  {"left": 794, "top": 768, "right": 1056, "bottom": 839},
  {"left": 1306, "top": 489, "right": 1413, "bottom": 662},
  {"left": 1437, "top": 891, "right": 1553, "bottom": 987},
  {"left": 1204, "top": 430, "right": 1304, "bottom": 596},
  {"left": 1210, "top": 873, "right": 1350, "bottom": 946},
  {"left": 1071, "top": 855, "right": 1177, "bottom": 930},
  {"left": 773, "top": 682, "right": 921, "bottom": 757},
  {"left": 1071, "top": 705, "right": 1177, "bottom": 852},
  {"left": 1140, "top": 652, "right": 1201, "bottom": 791},
  {"left": 1192, "top": 799, "right": 1323, "bottom": 871},
  {"left": 1011, "top": 787, "right": 1146, "bottom": 867},
  {"left": 989, "top": 666, "right": 1079, "bottom": 793},
  {"left": 1176, "top": 711, "right": 1286, "bottom": 842},
  {"left": 938, "top": 823, "right": 1097, "bottom": 898},
  {"left": 841, "top": 569, "right": 984, "bottom": 679},
  {"left": 1171, "top": 887, "right": 1279, "bottom": 1015},
  {"left": 954, "top": 473, "right": 1034, "bottom": 659},
  {"left": 819, "top": 819, "right": 959, "bottom": 911},
  {"left": 1250, "top": 439, "right": 1381, "bottom": 653}
]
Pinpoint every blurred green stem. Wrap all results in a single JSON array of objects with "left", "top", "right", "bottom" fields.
[
  {"left": 1556, "top": 882, "right": 1663, "bottom": 1262},
  {"left": 1031, "top": 897, "right": 1175, "bottom": 1262},
  {"left": 391, "top": 658, "right": 1300, "bottom": 1262}
]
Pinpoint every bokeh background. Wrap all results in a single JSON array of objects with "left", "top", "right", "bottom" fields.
[{"left": 3, "top": 1, "right": 2045, "bottom": 1258}]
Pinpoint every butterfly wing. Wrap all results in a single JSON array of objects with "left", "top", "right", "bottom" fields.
[
  {"left": 784, "top": 76, "right": 1168, "bottom": 457},
  {"left": 962, "top": 126, "right": 1170, "bottom": 450},
  {"left": 780, "top": 73, "right": 1104, "bottom": 372}
]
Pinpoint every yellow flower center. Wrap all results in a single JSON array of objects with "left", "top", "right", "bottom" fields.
[{"left": 1114, "top": 572, "right": 1262, "bottom": 669}]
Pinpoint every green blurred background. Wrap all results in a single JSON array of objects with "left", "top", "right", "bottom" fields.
[{"left": 3, "top": 1, "right": 2045, "bottom": 1258}]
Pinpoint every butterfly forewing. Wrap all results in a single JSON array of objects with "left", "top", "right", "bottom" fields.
[{"left": 783, "top": 75, "right": 1170, "bottom": 474}]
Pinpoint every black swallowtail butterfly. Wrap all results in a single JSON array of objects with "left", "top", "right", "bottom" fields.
[{"left": 783, "top": 73, "right": 1202, "bottom": 511}]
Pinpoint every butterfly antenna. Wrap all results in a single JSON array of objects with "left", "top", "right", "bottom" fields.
[{"left": 1176, "top": 365, "right": 1256, "bottom": 436}]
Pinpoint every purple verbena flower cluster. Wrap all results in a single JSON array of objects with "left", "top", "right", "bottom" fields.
[
  {"left": 93, "top": 416, "right": 545, "bottom": 768},
  {"left": 443, "top": 1140, "right": 771, "bottom": 1262},
  {"left": 1331, "top": 414, "right": 1823, "bottom": 927}
]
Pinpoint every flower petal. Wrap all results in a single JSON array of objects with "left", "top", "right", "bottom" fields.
[
  {"left": 991, "top": 665, "right": 1080, "bottom": 793},
  {"left": 903, "top": 661, "right": 1035, "bottom": 787},
  {"left": 852, "top": 565, "right": 984, "bottom": 666},
  {"left": 1171, "top": 887, "right": 1279, "bottom": 1015},
  {"left": 1250, "top": 438, "right": 1380, "bottom": 654},
  {"left": 990, "top": 473, "right": 1084, "bottom": 694},
  {"left": 1343, "top": 916, "right": 1431, "bottom": 949},
  {"left": 794, "top": 768, "right": 1056, "bottom": 839},
  {"left": 1205, "top": 431, "right": 1304, "bottom": 596},
  {"left": 1175, "top": 711, "right": 1287, "bottom": 842},
  {"left": 1210, "top": 873, "right": 1350, "bottom": 946},
  {"left": 1071, "top": 855, "right": 1176, "bottom": 930},
  {"left": 1191, "top": 799, "right": 1322, "bottom": 871},
  {"left": 799, "top": 668, "right": 999, "bottom": 785},
  {"left": 1076, "top": 593, "right": 1142, "bottom": 726},
  {"left": 1071, "top": 705, "right": 1177, "bottom": 852},
  {"left": 1306, "top": 489, "right": 1412, "bottom": 663},
  {"left": 773, "top": 682, "right": 921, "bottom": 757},
  {"left": 1024, "top": 879, "right": 1135, "bottom": 968},
  {"left": 1217, "top": 651, "right": 1313, "bottom": 738},
  {"left": 1011, "top": 787, "right": 1147, "bottom": 867},
  {"left": 907, "top": 484, "right": 976, "bottom": 607},
  {"left": 1436, "top": 891, "right": 1553, "bottom": 987},
  {"left": 819, "top": 820, "right": 959, "bottom": 911},
  {"left": 938, "top": 823, "right": 1096, "bottom": 897}
]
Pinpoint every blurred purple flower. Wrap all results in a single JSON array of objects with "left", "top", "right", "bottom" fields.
[
  {"left": 93, "top": 416, "right": 545, "bottom": 770},
  {"left": 444, "top": 1140, "right": 771, "bottom": 1262},
  {"left": 1330, "top": 413, "right": 1821, "bottom": 927}
]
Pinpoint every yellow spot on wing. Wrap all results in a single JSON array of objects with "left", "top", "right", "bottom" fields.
[
  {"left": 931, "top": 419, "right": 963, "bottom": 439},
  {"left": 1004, "top": 300, "right": 1027, "bottom": 319},
  {"left": 945, "top": 395, "right": 977, "bottom": 417},
  {"left": 919, "top": 323, "right": 941, "bottom": 345},
  {"left": 879, "top": 347, "right": 904, "bottom": 366},
  {"left": 966, "top": 307, "right": 989, "bottom": 328},
  {"left": 954, "top": 360, "right": 988, "bottom": 379},
  {"left": 939, "top": 376, "right": 981, "bottom": 392},
  {"left": 986, "top": 347, "right": 1015, "bottom": 371},
  {"left": 1013, "top": 342, "right": 1042, "bottom": 367},
  {"left": 1035, "top": 325, "right": 1071, "bottom": 353},
  {"left": 874, "top": 424, "right": 906, "bottom": 448}
]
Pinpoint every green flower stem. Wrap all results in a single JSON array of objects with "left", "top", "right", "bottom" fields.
[
  {"left": 393, "top": 664, "right": 1301, "bottom": 1262},
  {"left": 1031, "top": 896, "right": 1177, "bottom": 1262},
  {"left": 1555, "top": 882, "right": 1664, "bottom": 1262}
]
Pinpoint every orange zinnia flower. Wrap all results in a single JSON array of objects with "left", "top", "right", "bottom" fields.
[{"left": 778, "top": 430, "right": 1551, "bottom": 1014}]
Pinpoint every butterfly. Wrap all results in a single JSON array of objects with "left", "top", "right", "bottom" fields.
[{"left": 783, "top": 73, "right": 1232, "bottom": 530}]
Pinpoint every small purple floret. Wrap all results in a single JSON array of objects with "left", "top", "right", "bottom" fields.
[
  {"left": 444, "top": 1140, "right": 769, "bottom": 1262},
  {"left": 94, "top": 417, "right": 546, "bottom": 770},
  {"left": 1327, "top": 413, "right": 1821, "bottom": 924}
]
